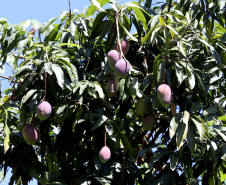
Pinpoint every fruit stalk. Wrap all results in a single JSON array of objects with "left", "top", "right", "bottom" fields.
[
  {"left": 44, "top": 71, "right": 47, "bottom": 101},
  {"left": 115, "top": 13, "right": 124, "bottom": 57},
  {"left": 104, "top": 125, "right": 107, "bottom": 147}
]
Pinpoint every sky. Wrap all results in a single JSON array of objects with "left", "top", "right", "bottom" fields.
[{"left": 0, "top": 0, "right": 131, "bottom": 184}]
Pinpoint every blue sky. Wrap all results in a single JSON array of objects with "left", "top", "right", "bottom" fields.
[{"left": 0, "top": 0, "right": 133, "bottom": 184}]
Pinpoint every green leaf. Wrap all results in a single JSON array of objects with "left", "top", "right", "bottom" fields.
[
  {"left": 186, "top": 124, "right": 196, "bottom": 153},
  {"left": 17, "top": 38, "right": 30, "bottom": 56},
  {"left": 169, "top": 113, "right": 182, "bottom": 139},
  {"left": 79, "top": 82, "right": 88, "bottom": 95},
  {"left": 167, "top": 25, "right": 179, "bottom": 36},
  {"left": 93, "top": 82, "right": 105, "bottom": 99},
  {"left": 86, "top": 4, "right": 98, "bottom": 17},
  {"left": 170, "top": 152, "right": 178, "bottom": 171},
  {"left": 176, "top": 122, "right": 187, "bottom": 150},
  {"left": 91, "top": 115, "right": 108, "bottom": 131},
  {"left": 21, "top": 89, "right": 37, "bottom": 104},
  {"left": 31, "top": 19, "right": 42, "bottom": 29},
  {"left": 179, "top": 41, "right": 187, "bottom": 57},
  {"left": 15, "top": 20, "right": 31, "bottom": 31},
  {"left": 157, "top": 62, "right": 165, "bottom": 84},
  {"left": 174, "top": 62, "right": 186, "bottom": 84},
  {"left": 149, "top": 149, "right": 168, "bottom": 169},
  {"left": 39, "top": 17, "right": 59, "bottom": 33},
  {"left": 55, "top": 43, "right": 81, "bottom": 48},
  {"left": 137, "top": 144, "right": 156, "bottom": 158},
  {"left": 218, "top": 115, "right": 226, "bottom": 121},
  {"left": 141, "top": 15, "right": 160, "bottom": 45},
  {"left": 164, "top": 28, "right": 171, "bottom": 48},
  {"left": 131, "top": 7, "right": 147, "bottom": 30},
  {"left": 44, "top": 25, "right": 60, "bottom": 41},
  {"left": 52, "top": 63, "right": 64, "bottom": 88},
  {"left": 191, "top": 118, "right": 205, "bottom": 138},
  {"left": 90, "top": 0, "right": 106, "bottom": 12},
  {"left": 4, "top": 110, "right": 10, "bottom": 154},
  {"left": 112, "top": 120, "right": 131, "bottom": 151},
  {"left": 118, "top": 20, "right": 138, "bottom": 42},
  {"left": 44, "top": 62, "right": 53, "bottom": 75}
]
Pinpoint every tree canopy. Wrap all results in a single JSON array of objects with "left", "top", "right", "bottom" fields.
[{"left": 1, "top": 0, "right": 226, "bottom": 184}]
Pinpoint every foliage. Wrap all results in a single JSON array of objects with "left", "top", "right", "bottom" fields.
[{"left": 0, "top": 0, "right": 226, "bottom": 184}]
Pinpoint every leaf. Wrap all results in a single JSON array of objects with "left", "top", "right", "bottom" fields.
[
  {"left": 44, "top": 62, "right": 53, "bottom": 75},
  {"left": 174, "top": 62, "right": 186, "bottom": 84},
  {"left": 39, "top": 17, "right": 59, "bottom": 33},
  {"left": 4, "top": 110, "right": 10, "bottom": 154},
  {"left": 112, "top": 120, "right": 131, "bottom": 151},
  {"left": 176, "top": 122, "right": 187, "bottom": 150},
  {"left": 149, "top": 149, "right": 168, "bottom": 169},
  {"left": 93, "top": 82, "right": 105, "bottom": 99},
  {"left": 31, "top": 19, "right": 42, "bottom": 29},
  {"left": 15, "top": 20, "right": 31, "bottom": 31},
  {"left": 157, "top": 62, "right": 165, "bottom": 84},
  {"left": 79, "top": 82, "right": 88, "bottom": 95},
  {"left": 191, "top": 118, "right": 205, "bottom": 138},
  {"left": 52, "top": 63, "right": 64, "bottom": 88},
  {"left": 86, "top": 4, "right": 98, "bottom": 17},
  {"left": 55, "top": 43, "right": 81, "bottom": 48},
  {"left": 170, "top": 152, "right": 178, "bottom": 171},
  {"left": 118, "top": 20, "right": 138, "bottom": 42},
  {"left": 169, "top": 113, "right": 182, "bottom": 139},
  {"left": 17, "top": 38, "right": 30, "bottom": 56},
  {"left": 131, "top": 7, "right": 147, "bottom": 30},
  {"left": 90, "top": 0, "right": 106, "bottom": 12},
  {"left": 186, "top": 123, "right": 196, "bottom": 153},
  {"left": 141, "top": 15, "right": 160, "bottom": 45},
  {"left": 137, "top": 144, "right": 155, "bottom": 158},
  {"left": 179, "top": 41, "right": 187, "bottom": 57},
  {"left": 164, "top": 28, "right": 171, "bottom": 48},
  {"left": 218, "top": 115, "right": 226, "bottom": 121},
  {"left": 21, "top": 89, "right": 37, "bottom": 104},
  {"left": 166, "top": 25, "right": 179, "bottom": 36},
  {"left": 91, "top": 115, "right": 108, "bottom": 131},
  {"left": 209, "top": 70, "right": 223, "bottom": 84},
  {"left": 44, "top": 25, "right": 60, "bottom": 41}
]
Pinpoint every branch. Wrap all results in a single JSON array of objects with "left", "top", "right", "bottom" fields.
[
  {"left": 168, "top": 0, "right": 172, "bottom": 12},
  {"left": 0, "top": 75, "right": 10, "bottom": 80},
  {"left": 68, "top": 0, "right": 72, "bottom": 22}
]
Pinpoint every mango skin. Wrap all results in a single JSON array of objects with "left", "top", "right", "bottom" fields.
[
  {"left": 114, "top": 38, "right": 130, "bottom": 55},
  {"left": 107, "top": 50, "right": 121, "bottom": 70},
  {"left": 114, "top": 59, "right": 131, "bottom": 79},
  {"left": 22, "top": 125, "right": 39, "bottom": 145},
  {"left": 142, "top": 114, "right": 157, "bottom": 130},
  {"left": 36, "top": 101, "right": 52, "bottom": 121},
  {"left": 105, "top": 80, "right": 118, "bottom": 98},
  {"left": 157, "top": 84, "right": 172, "bottom": 107},
  {"left": 135, "top": 98, "right": 149, "bottom": 117},
  {"left": 99, "top": 146, "right": 111, "bottom": 163}
]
